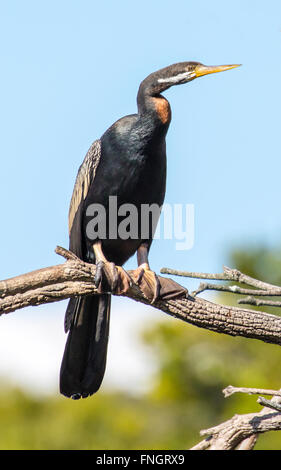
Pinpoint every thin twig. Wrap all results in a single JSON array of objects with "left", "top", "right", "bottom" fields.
[
  {"left": 160, "top": 267, "right": 230, "bottom": 281},
  {"left": 235, "top": 435, "right": 258, "bottom": 450},
  {"left": 257, "top": 397, "right": 281, "bottom": 412},
  {"left": 223, "top": 385, "right": 281, "bottom": 398},
  {"left": 55, "top": 245, "right": 80, "bottom": 261},
  {"left": 161, "top": 266, "right": 281, "bottom": 294},
  {"left": 191, "top": 282, "right": 277, "bottom": 298},
  {"left": 238, "top": 296, "right": 281, "bottom": 308}
]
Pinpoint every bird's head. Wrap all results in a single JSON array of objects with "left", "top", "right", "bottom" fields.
[
  {"left": 137, "top": 61, "right": 240, "bottom": 123},
  {"left": 139, "top": 61, "right": 241, "bottom": 96},
  {"left": 158, "top": 61, "right": 240, "bottom": 86}
]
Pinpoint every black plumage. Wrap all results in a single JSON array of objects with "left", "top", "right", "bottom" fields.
[{"left": 60, "top": 61, "right": 239, "bottom": 399}]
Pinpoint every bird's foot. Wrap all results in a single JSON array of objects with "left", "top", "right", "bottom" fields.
[
  {"left": 131, "top": 263, "right": 161, "bottom": 304},
  {"left": 132, "top": 264, "right": 188, "bottom": 303},
  {"left": 94, "top": 261, "right": 132, "bottom": 295}
]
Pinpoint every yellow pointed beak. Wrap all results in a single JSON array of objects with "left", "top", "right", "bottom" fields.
[{"left": 195, "top": 63, "right": 241, "bottom": 78}]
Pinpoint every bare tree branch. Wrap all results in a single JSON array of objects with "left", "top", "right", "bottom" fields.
[
  {"left": 238, "top": 296, "right": 281, "bottom": 308},
  {"left": 192, "top": 282, "right": 274, "bottom": 297},
  {"left": 161, "top": 266, "right": 281, "bottom": 294},
  {"left": 161, "top": 265, "right": 281, "bottom": 311},
  {"left": 257, "top": 397, "right": 281, "bottom": 413},
  {"left": 223, "top": 385, "right": 281, "bottom": 398},
  {"left": 1, "top": 247, "right": 281, "bottom": 351},
  {"left": 235, "top": 435, "right": 259, "bottom": 450},
  {"left": 191, "top": 388, "right": 281, "bottom": 450}
]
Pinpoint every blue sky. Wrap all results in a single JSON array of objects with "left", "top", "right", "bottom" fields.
[{"left": 0, "top": 0, "right": 281, "bottom": 395}]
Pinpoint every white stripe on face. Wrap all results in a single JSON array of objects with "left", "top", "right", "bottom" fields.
[{"left": 158, "top": 71, "right": 195, "bottom": 84}]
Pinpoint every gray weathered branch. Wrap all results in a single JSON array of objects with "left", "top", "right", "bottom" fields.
[
  {"left": 1, "top": 247, "right": 281, "bottom": 349},
  {"left": 223, "top": 385, "right": 281, "bottom": 398},
  {"left": 161, "top": 266, "right": 281, "bottom": 293},
  {"left": 191, "top": 387, "right": 281, "bottom": 450},
  {"left": 161, "top": 265, "right": 281, "bottom": 308}
]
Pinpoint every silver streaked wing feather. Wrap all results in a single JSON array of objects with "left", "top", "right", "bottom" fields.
[{"left": 68, "top": 139, "right": 101, "bottom": 235}]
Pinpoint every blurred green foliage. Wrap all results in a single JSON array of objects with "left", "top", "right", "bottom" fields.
[{"left": 1, "top": 244, "right": 281, "bottom": 449}]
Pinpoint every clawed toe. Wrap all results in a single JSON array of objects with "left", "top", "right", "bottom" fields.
[
  {"left": 132, "top": 264, "right": 161, "bottom": 304},
  {"left": 94, "top": 261, "right": 105, "bottom": 289},
  {"left": 115, "top": 266, "right": 133, "bottom": 295},
  {"left": 132, "top": 265, "right": 188, "bottom": 303},
  {"left": 94, "top": 261, "right": 132, "bottom": 295}
]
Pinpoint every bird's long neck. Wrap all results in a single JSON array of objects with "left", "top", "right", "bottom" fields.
[{"left": 137, "top": 78, "right": 172, "bottom": 130}]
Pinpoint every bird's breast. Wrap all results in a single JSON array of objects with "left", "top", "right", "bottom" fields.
[
  {"left": 82, "top": 115, "right": 167, "bottom": 263},
  {"left": 98, "top": 116, "right": 167, "bottom": 203}
]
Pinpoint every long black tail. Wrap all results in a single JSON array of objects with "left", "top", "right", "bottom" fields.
[{"left": 60, "top": 294, "right": 111, "bottom": 399}]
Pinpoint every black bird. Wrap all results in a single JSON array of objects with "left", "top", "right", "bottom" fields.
[{"left": 60, "top": 61, "right": 240, "bottom": 399}]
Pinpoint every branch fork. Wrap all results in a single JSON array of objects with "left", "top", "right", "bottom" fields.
[
  {"left": 161, "top": 265, "right": 281, "bottom": 306},
  {"left": 191, "top": 385, "right": 281, "bottom": 450}
]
